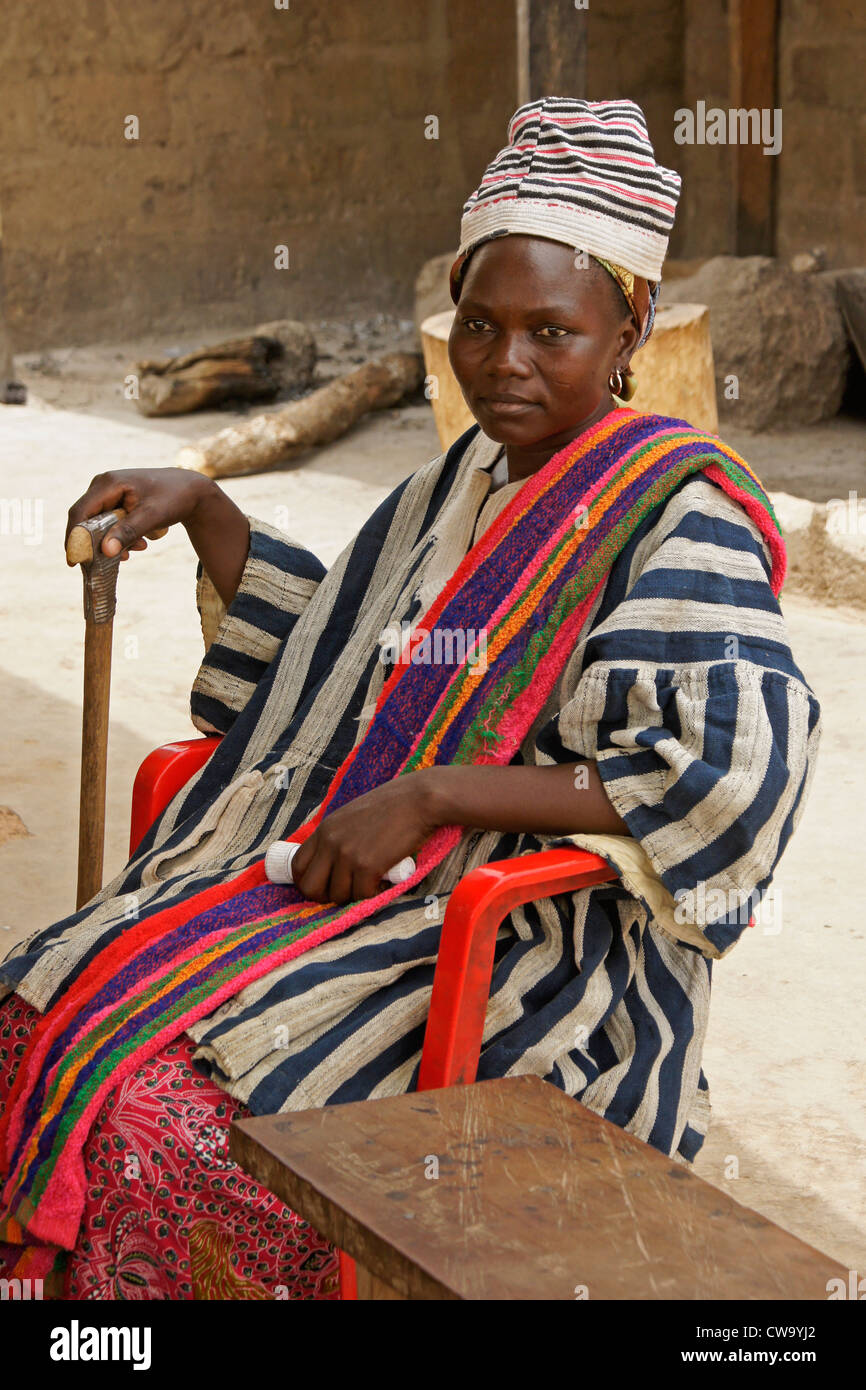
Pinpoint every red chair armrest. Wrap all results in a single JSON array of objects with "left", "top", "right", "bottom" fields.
[
  {"left": 417, "top": 848, "right": 618, "bottom": 1090},
  {"left": 129, "top": 737, "right": 222, "bottom": 854}
]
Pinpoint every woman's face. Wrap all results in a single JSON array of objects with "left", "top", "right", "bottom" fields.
[{"left": 448, "top": 234, "right": 639, "bottom": 449}]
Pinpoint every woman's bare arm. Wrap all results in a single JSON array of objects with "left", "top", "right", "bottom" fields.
[
  {"left": 181, "top": 482, "right": 251, "bottom": 607},
  {"left": 423, "top": 760, "right": 628, "bottom": 838}
]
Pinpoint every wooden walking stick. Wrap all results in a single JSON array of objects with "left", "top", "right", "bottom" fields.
[{"left": 66, "top": 510, "right": 166, "bottom": 908}]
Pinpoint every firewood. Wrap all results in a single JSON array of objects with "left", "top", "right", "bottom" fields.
[
  {"left": 132, "top": 323, "right": 316, "bottom": 417},
  {"left": 176, "top": 351, "right": 424, "bottom": 478}
]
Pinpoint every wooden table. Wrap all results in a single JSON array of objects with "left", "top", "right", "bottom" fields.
[{"left": 229, "top": 1075, "right": 847, "bottom": 1300}]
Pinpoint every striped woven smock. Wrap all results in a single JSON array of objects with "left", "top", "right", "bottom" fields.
[{"left": 0, "top": 414, "right": 821, "bottom": 1164}]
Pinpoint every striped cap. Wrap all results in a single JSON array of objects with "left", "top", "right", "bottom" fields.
[{"left": 458, "top": 98, "right": 682, "bottom": 283}]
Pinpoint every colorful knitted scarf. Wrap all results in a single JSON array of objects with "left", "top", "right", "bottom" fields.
[{"left": 0, "top": 409, "right": 786, "bottom": 1271}]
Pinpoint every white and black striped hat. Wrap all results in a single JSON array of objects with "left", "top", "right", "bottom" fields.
[{"left": 457, "top": 97, "right": 682, "bottom": 284}]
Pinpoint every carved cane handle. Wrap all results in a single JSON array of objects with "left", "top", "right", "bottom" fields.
[{"left": 66, "top": 509, "right": 168, "bottom": 566}]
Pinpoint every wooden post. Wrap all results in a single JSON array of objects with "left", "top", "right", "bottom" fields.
[
  {"left": 0, "top": 207, "right": 26, "bottom": 404},
  {"left": 515, "top": 0, "right": 588, "bottom": 105},
  {"left": 729, "top": 0, "right": 779, "bottom": 255}
]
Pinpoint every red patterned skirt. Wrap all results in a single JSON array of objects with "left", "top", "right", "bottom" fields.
[{"left": 0, "top": 994, "right": 339, "bottom": 1300}]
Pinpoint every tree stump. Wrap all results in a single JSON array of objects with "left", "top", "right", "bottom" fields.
[{"left": 628, "top": 303, "right": 719, "bottom": 433}]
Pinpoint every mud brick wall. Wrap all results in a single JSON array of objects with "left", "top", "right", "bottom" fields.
[
  {"left": 675, "top": 0, "right": 733, "bottom": 260},
  {"left": 642, "top": 0, "right": 865, "bottom": 267},
  {"left": 776, "top": 0, "right": 866, "bottom": 267},
  {"left": 0, "top": 1, "right": 516, "bottom": 349},
  {"left": 1, "top": 1, "right": 860, "bottom": 350},
  {"left": 583, "top": 0, "right": 688, "bottom": 257}
]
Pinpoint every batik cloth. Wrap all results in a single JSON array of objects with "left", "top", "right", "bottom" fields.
[{"left": 0, "top": 994, "right": 339, "bottom": 1299}]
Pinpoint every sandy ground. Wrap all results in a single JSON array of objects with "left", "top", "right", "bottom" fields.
[{"left": 1, "top": 330, "right": 865, "bottom": 1277}]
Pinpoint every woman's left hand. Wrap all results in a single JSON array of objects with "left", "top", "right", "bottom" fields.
[{"left": 290, "top": 769, "right": 442, "bottom": 905}]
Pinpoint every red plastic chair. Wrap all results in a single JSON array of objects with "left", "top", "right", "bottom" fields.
[{"left": 130, "top": 736, "right": 618, "bottom": 1299}]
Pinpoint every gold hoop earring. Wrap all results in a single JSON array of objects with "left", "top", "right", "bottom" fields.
[
  {"left": 618, "top": 368, "right": 638, "bottom": 402},
  {"left": 608, "top": 366, "right": 624, "bottom": 397}
]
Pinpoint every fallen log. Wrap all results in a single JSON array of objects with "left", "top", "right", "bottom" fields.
[
  {"left": 135, "top": 339, "right": 279, "bottom": 416},
  {"left": 132, "top": 321, "right": 316, "bottom": 417},
  {"left": 176, "top": 351, "right": 424, "bottom": 478}
]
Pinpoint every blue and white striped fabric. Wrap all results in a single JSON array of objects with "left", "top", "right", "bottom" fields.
[{"left": 0, "top": 424, "right": 820, "bottom": 1164}]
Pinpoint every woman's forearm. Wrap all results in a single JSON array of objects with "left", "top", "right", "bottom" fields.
[
  {"left": 423, "top": 760, "right": 629, "bottom": 838},
  {"left": 184, "top": 481, "right": 251, "bottom": 608}
]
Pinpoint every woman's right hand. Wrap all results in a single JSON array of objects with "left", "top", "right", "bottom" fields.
[
  {"left": 66, "top": 468, "right": 252, "bottom": 607},
  {"left": 65, "top": 468, "right": 214, "bottom": 561}
]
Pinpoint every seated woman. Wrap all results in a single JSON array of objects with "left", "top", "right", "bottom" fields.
[{"left": 0, "top": 98, "right": 820, "bottom": 1300}]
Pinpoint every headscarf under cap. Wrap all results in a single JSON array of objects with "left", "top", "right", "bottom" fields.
[{"left": 449, "top": 240, "right": 659, "bottom": 347}]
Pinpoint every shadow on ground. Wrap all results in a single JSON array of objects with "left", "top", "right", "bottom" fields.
[{"left": 0, "top": 669, "right": 156, "bottom": 947}]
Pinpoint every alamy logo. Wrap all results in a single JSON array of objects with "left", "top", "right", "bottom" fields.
[
  {"left": 379, "top": 621, "right": 488, "bottom": 673},
  {"left": 674, "top": 882, "right": 782, "bottom": 933},
  {"left": 674, "top": 101, "right": 782, "bottom": 156},
  {"left": 0, "top": 1276, "right": 43, "bottom": 1299},
  {"left": 49, "top": 1320, "right": 152, "bottom": 1371},
  {"left": 0, "top": 497, "right": 44, "bottom": 546},
  {"left": 826, "top": 1270, "right": 865, "bottom": 1300}
]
